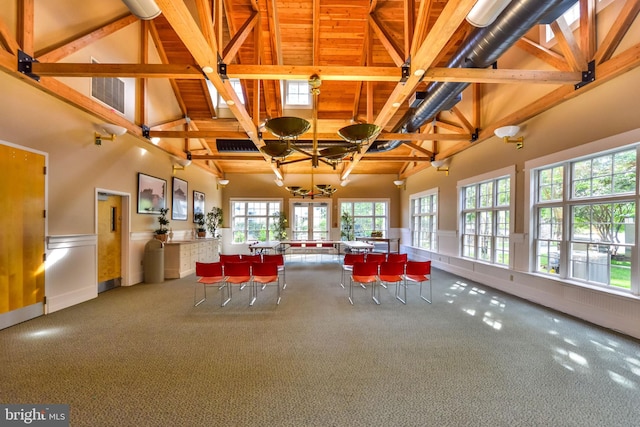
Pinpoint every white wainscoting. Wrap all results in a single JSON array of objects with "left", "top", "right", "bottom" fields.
[
  {"left": 402, "top": 242, "right": 640, "bottom": 340},
  {"left": 130, "top": 232, "right": 155, "bottom": 285},
  {"left": 45, "top": 235, "right": 98, "bottom": 314}
]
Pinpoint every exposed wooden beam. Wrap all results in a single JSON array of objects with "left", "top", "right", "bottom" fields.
[
  {"left": 594, "top": 0, "right": 640, "bottom": 64},
  {"left": 550, "top": 17, "right": 588, "bottom": 72},
  {"left": 228, "top": 64, "right": 581, "bottom": 83},
  {"left": 222, "top": 11, "right": 258, "bottom": 64},
  {"left": 435, "top": 41, "right": 640, "bottom": 164},
  {"left": 191, "top": 154, "right": 266, "bottom": 161},
  {"left": 136, "top": 20, "right": 149, "bottom": 127},
  {"left": 17, "top": 0, "right": 34, "bottom": 56},
  {"left": 347, "top": 0, "right": 478, "bottom": 180},
  {"left": 31, "top": 63, "right": 204, "bottom": 78},
  {"left": 404, "top": 0, "right": 415, "bottom": 59},
  {"left": 148, "top": 21, "right": 189, "bottom": 115},
  {"left": 0, "top": 16, "right": 20, "bottom": 55},
  {"left": 580, "top": 0, "right": 596, "bottom": 61},
  {"left": 401, "top": 141, "right": 434, "bottom": 157},
  {"left": 194, "top": 0, "right": 216, "bottom": 51},
  {"left": 360, "top": 156, "right": 431, "bottom": 162},
  {"left": 154, "top": 0, "right": 261, "bottom": 151},
  {"left": 410, "top": 0, "right": 431, "bottom": 59},
  {"left": 150, "top": 118, "right": 190, "bottom": 130},
  {"left": 515, "top": 38, "right": 571, "bottom": 71},
  {"left": 35, "top": 14, "right": 138, "bottom": 63},
  {"left": 0, "top": 49, "right": 15, "bottom": 71},
  {"left": 150, "top": 130, "right": 472, "bottom": 142},
  {"left": 228, "top": 64, "right": 401, "bottom": 81},
  {"left": 28, "top": 61, "right": 583, "bottom": 86},
  {"left": 369, "top": 13, "right": 405, "bottom": 66}
]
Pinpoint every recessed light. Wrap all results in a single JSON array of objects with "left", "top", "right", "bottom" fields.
[
  {"left": 392, "top": 102, "right": 401, "bottom": 108},
  {"left": 227, "top": 100, "right": 235, "bottom": 106},
  {"left": 414, "top": 68, "right": 425, "bottom": 76},
  {"left": 202, "top": 66, "right": 214, "bottom": 73}
]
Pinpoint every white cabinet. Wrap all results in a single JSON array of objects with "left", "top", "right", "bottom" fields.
[{"left": 164, "top": 239, "right": 219, "bottom": 279}]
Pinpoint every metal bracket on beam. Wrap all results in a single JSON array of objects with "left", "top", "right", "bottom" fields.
[
  {"left": 471, "top": 128, "right": 479, "bottom": 142},
  {"left": 218, "top": 62, "right": 228, "bottom": 80},
  {"left": 575, "top": 60, "right": 595, "bottom": 90},
  {"left": 17, "top": 50, "right": 40, "bottom": 82},
  {"left": 141, "top": 125, "right": 151, "bottom": 139},
  {"left": 400, "top": 63, "right": 410, "bottom": 83}
]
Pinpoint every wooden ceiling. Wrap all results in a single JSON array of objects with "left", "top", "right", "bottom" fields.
[{"left": 2, "top": 0, "right": 639, "bottom": 180}]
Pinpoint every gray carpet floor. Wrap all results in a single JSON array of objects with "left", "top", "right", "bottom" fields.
[{"left": 2, "top": 259, "right": 640, "bottom": 426}]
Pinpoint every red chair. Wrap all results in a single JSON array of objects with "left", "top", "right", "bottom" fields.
[
  {"left": 222, "top": 261, "right": 254, "bottom": 306},
  {"left": 219, "top": 254, "right": 241, "bottom": 264},
  {"left": 262, "top": 253, "right": 286, "bottom": 289},
  {"left": 194, "top": 262, "right": 225, "bottom": 306},
  {"left": 365, "top": 252, "right": 386, "bottom": 264},
  {"left": 365, "top": 253, "right": 387, "bottom": 286},
  {"left": 386, "top": 253, "right": 408, "bottom": 264},
  {"left": 341, "top": 253, "right": 365, "bottom": 288},
  {"left": 349, "top": 262, "right": 380, "bottom": 305},
  {"left": 251, "top": 262, "right": 281, "bottom": 305},
  {"left": 404, "top": 261, "right": 432, "bottom": 303},
  {"left": 240, "top": 254, "right": 262, "bottom": 264},
  {"left": 378, "top": 261, "right": 406, "bottom": 304}
]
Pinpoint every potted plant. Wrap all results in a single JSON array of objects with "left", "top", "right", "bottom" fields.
[
  {"left": 206, "top": 207, "right": 223, "bottom": 239},
  {"left": 340, "top": 211, "right": 354, "bottom": 241},
  {"left": 155, "top": 207, "right": 170, "bottom": 242},
  {"left": 271, "top": 211, "right": 287, "bottom": 241},
  {"left": 194, "top": 212, "right": 206, "bottom": 238}
]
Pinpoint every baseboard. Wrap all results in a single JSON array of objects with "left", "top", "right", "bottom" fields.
[{"left": 46, "top": 286, "right": 97, "bottom": 314}]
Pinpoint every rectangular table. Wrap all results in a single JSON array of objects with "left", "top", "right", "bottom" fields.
[
  {"left": 355, "top": 237, "right": 400, "bottom": 253},
  {"left": 248, "top": 241, "right": 282, "bottom": 254},
  {"left": 279, "top": 241, "right": 342, "bottom": 261},
  {"left": 341, "top": 241, "right": 374, "bottom": 253}
]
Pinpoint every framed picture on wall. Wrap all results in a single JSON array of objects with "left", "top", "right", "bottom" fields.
[
  {"left": 172, "top": 177, "right": 188, "bottom": 220},
  {"left": 193, "top": 191, "right": 205, "bottom": 222},
  {"left": 137, "top": 173, "right": 166, "bottom": 214}
]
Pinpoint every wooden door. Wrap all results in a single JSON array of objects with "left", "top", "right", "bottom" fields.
[
  {"left": 0, "top": 143, "right": 46, "bottom": 320},
  {"left": 97, "top": 194, "right": 122, "bottom": 292}
]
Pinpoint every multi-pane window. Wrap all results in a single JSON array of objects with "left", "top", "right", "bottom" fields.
[
  {"left": 533, "top": 148, "right": 637, "bottom": 291},
  {"left": 285, "top": 81, "right": 310, "bottom": 106},
  {"left": 231, "top": 200, "right": 281, "bottom": 243},
  {"left": 340, "top": 200, "right": 388, "bottom": 238},
  {"left": 461, "top": 175, "right": 511, "bottom": 266},
  {"left": 411, "top": 191, "right": 437, "bottom": 250},
  {"left": 542, "top": 0, "right": 615, "bottom": 45}
]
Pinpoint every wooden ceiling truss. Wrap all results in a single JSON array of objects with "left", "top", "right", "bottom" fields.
[{"left": 0, "top": 0, "right": 639, "bottom": 179}]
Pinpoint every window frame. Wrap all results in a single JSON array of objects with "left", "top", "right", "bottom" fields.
[
  {"left": 526, "top": 128, "right": 640, "bottom": 296},
  {"left": 410, "top": 188, "right": 438, "bottom": 251},
  {"left": 458, "top": 166, "right": 515, "bottom": 267},
  {"left": 230, "top": 198, "right": 283, "bottom": 244},
  {"left": 540, "top": 0, "right": 617, "bottom": 47},
  {"left": 531, "top": 147, "right": 638, "bottom": 292},
  {"left": 339, "top": 198, "right": 390, "bottom": 239},
  {"left": 284, "top": 80, "right": 311, "bottom": 107}
]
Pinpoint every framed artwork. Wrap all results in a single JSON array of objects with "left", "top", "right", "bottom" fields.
[
  {"left": 172, "top": 177, "right": 188, "bottom": 220},
  {"left": 193, "top": 191, "right": 205, "bottom": 222},
  {"left": 137, "top": 173, "right": 166, "bottom": 214}
]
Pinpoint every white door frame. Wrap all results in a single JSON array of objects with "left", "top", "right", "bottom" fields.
[{"left": 95, "top": 188, "right": 131, "bottom": 286}]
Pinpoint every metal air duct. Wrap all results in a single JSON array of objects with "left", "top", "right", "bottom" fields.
[{"left": 369, "top": 0, "right": 572, "bottom": 153}]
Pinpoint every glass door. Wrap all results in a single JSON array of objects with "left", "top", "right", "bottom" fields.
[{"left": 291, "top": 201, "right": 331, "bottom": 240}]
